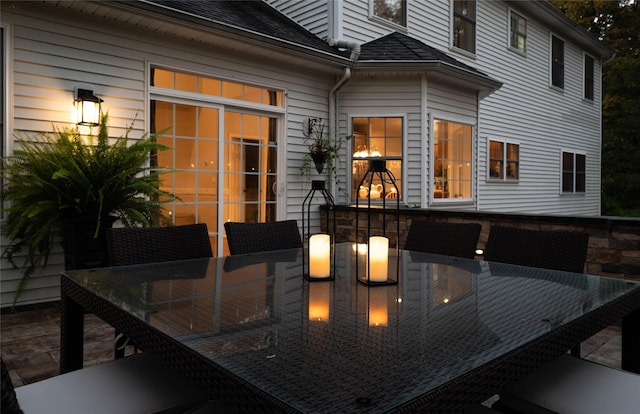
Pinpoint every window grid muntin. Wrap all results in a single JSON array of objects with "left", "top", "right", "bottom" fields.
[
  {"left": 489, "top": 140, "right": 519, "bottom": 181},
  {"left": 561, "top": 151, "right": 585, "bottom": 194},
  {"left": 509, "top": 10, "right": 527, "bottom": 53}
]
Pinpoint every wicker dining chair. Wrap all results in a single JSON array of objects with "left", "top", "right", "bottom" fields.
[
  {"left": 483, "top": 225, "right": 589, "bottom": 273},
  {"left": 224, "top": 220, "right": 302, "bottom": 255},
  {"left": 1, "top": 355, "right": 208, "bottom": 414},
  {"left": 106, "top": 223, "right": 213, "bottom": 358},
  {"left": 106, "top": 223, "right": 213, "bottom": 266},
  {"left": 484, "top": 225, "right": 589, "bottom": 359},
  {"left": 404, "top": 220, "right": 482, "bottom": 259},
  {"left": 481, "top": 227, "right": 637, "bottom": 414}
]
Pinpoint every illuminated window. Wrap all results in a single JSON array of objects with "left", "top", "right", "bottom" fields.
[
  {"left": 433, "top": 119, "right": 473, "bottom": 200},
  {"left": 351, "top": 117, "right": 403, "bottom": 201},
  {"left": 151, "top": 67, "right": 283, "bottom": 107}
]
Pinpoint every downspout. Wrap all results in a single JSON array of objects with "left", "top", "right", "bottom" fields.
[{"left": 327, "top": 38, "right": 360, "bottom": 195}]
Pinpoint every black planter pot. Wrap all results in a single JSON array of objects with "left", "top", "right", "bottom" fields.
[{"left": 61, "top": 215, "right": 118, "bottom": 271}]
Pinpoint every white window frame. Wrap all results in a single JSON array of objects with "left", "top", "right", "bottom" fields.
[
  {"left": 487, "top": 138, "right": 519, "bottom": 182},
  {"left": 429, "top": 114, "right": 475, "bottom": 205},
  {"left": 369, "top": 0, "right": 408, "bottom": 30},
  {"left": 508, "top": 8, "right": 527, "bottom": 55},
  {"left": 583, "top": 52, "right": 595, "bottom": 102},
  {"left": 550, "top": 34, "right": 565, "bottom": 90},
  {"left": 560, "top": 149, "right": 586, "bottom": 195},
  {"left": 451, "top": 0, "right": 477, "bottom": 56}
]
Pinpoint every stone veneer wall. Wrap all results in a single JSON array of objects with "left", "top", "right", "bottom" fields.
[{"left": 325, "top": 206, "right": 640, "bottom": 282}]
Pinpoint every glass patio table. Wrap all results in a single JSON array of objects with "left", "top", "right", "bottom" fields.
[{"left": 60, "top": 243, "right": 640, "bottom": 413}]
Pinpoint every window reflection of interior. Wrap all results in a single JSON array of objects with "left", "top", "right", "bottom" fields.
[
  {"left": 433, "top": 120, "right": 472, "bottom": 200},
  {"left": 351, "top": 117, "right": 403, "bottom": 201}
]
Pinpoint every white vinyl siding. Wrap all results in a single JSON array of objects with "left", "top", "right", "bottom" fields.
[
  {"left": 474, "top": 1, "right": 601, "bottom": 215},
  {"left": 339, "top": 77, "right": 421, "bottom": 206},
  {"left": 267, "top": 0, "right": 330, "bottom": 39}
]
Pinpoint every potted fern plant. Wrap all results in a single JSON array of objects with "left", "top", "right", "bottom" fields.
[{"left": 1, "top": 113, "right": 175, "bottom": 305}]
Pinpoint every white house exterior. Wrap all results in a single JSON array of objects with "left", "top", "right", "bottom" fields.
[{"left": 1, "top": 0, "right": 613, "bottom": 307}]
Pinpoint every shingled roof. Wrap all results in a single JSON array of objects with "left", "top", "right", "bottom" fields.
[
  {"left": 145, "top": 0, "right": 345, "bottom": 57},
  {"left": 359, "top": 32, "right": 487, "bottom": 76},
  {"left": 140, "top": 0, "right": 497, "bottom": 90}
]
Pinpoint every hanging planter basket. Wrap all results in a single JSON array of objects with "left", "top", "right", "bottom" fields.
[{"left": 311, "top": 152, "right": 328, "bottom": 174}]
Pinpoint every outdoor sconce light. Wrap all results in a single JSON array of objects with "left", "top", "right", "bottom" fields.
[
  {"left": 355, "top": 159, "right": 400, "bottom": 286},
  {"left": 302, "top": 180, "right": 336, "bottom": 281},
  {"left": 75, "top": 88, "right": 103, "bottom": 126},
  {"left": 303, "top": 117, "right": 321, "bottom": 137}
]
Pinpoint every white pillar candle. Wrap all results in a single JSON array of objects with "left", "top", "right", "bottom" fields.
[
  {"left": 309, "top": 234, "right": 331, "bottom": 278},
  {"left": 308, "top": 283, "right": 330, "bottom": 322},
  {"left": 368, "top": 236, "right": 389, "bottom": 282}
]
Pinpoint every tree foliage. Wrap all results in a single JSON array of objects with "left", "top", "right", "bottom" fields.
[{"left": 549, "top": 1, "right": 640, "bottom": 214}]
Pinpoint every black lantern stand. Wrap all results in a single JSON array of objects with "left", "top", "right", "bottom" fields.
[
  {"left": 355, "top": 159, "right": 400, "bottom": 286},
  {"left": 302, "top": 180, "right": 336, "bottom": 281}
]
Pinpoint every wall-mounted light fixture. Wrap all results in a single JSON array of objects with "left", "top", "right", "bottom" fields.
[{"left": 75, "top": 88, "right": 103, "bottom": 126}]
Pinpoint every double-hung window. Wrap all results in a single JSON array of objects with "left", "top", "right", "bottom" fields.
[
  {"left": 561, "top": 151, "right": 585, "bottom": 194},
  {"left": 453, "top": 0, "right": 476, "bottom": 54},
  {"left": 584, "top": 54, "right": 595, "bottom": 101},
  {"left": 372, "top": 0, "right": 407, "bottom": 27},
  {"left": 433, "top": 119, "right": 473, "bottom": 200},
  {"left": 509, "top": 10, "right": 527, "bottom": 54},
  {"left": 551, "top": 35, "right": 565, "bottom": 89},
  {"left": 351, "top": 117, "right": 403, "bottom": 201},
  {"left": 489, "top": 140, "right": 519, "bottom": 181}
]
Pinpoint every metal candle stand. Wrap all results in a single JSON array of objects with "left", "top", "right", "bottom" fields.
[
  {"left": 355, "top": 159, "right": 400, "bottom": 286},
  {"left": 302, "top": 180, "right": 336, "bottom": 281}
]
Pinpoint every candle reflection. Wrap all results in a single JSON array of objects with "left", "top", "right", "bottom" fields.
[
  {"left": 308, "top": 283, "right": 330, "bottom": 322},
  {"left": 368, "top": 288, "right": 388, "bottom": 327}
]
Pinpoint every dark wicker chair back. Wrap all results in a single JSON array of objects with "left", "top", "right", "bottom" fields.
[
  {"left": 106, "top": 224, "right": 212, "bottom": 266},
  {"left": 484, "top": 226, "right": 589, "bottom": 273},
  {"left": 404, "top": 220, "right": 482, "bottom": 259},
  {"left": 224, "top": 220, "right": 302, "bottom": 255}
]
